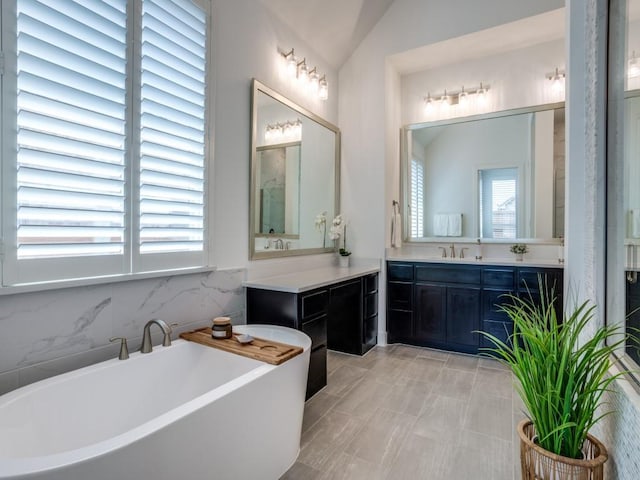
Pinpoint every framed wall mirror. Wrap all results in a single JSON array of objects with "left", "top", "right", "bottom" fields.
[
  {"left": 401, "top": 103, "right": 565, "bottom": 243},
  {"left": 250, "top": 79, "right": 340, "bottom": 259}
]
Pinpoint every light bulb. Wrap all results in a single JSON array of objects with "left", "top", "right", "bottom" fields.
[
  {"left": 458, "top": 87, "right": 468, "bottom": 108},
  {"left": 298, "top": 59, "right": 309, "bottom": 84},
  {"left": 440, "top": 90, "right": 451, "bottom": 111},
  {"left": 284, "top": 49, "right": 297, "bottom": 78},
  {"left": 318, "top": 75, "right": 328, "bottom": 100},
  {"left": 476, "top": 83, "right": 487, "bottom": 108},
  {"left": 629, "top": 51, "right": 640, "bottom": 78},
  {"left": 309, "top": 68, "right": 319, "bottom": 92},
  {"left": 424, "top": 94, "right": 434, "bottom": 114}
]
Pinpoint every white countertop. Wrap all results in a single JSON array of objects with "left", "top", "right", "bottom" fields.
[
  {"left": 243, "top": 263, "right": 381, "bottom": 293},
  {"left": 386, "top": 252, "right": 564, "bottom": 269}
]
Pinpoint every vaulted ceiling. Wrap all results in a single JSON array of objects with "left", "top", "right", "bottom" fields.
[{"left": 260, "top": 0, "right": 396, "bottom": 68}]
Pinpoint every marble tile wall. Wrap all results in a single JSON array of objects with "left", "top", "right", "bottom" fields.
[{"left": 0, "top": 268, "right": 245, "bottom": 395}]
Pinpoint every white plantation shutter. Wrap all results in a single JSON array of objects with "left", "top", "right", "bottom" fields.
[
  {"left": 479, "top": 168, "right": 518, "bottom": 239},
  {"left": 3, "top": 0, "right": 128, "bottom": 283},
  {"left": 2, "top": 0, "right": 210, "bottom": 286},
  {"left": 137, "top": 0, "right": 206, "bottom": 267},
  {"left": 410, "top": 158, "right": 424, "bottom": 237}
]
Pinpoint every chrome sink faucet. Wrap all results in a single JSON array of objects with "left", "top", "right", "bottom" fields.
[
  {"left": 438, "top": 246, "right": 447, "bottom": 258},
  {"left": 274, "top": 238, "right": 284, "bottom": 250},
  {"left": 140, "top": 319, "right": 173, "bottom": 353},
  {"left": 449, "top": 244, "right": 456, "bottom": 258}
]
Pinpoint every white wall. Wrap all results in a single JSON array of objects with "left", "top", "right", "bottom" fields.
[{"left": 0, "top": 0, "right": 340, "bottom": 395}]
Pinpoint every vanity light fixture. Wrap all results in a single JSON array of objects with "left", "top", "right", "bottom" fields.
[
  {"left": 264, "top": 119, "right": 302, "bottom": 143},
  {"left": 279, "top": 47, "right": 329, "bottom": 100},
  {"left": 423, "top": 83, "right": 490, "bottom": 117},
  {"left": 629, "top": 51, "right": 640, "bottom": 78},
  {"left": 547, "top": 68, "right": 566, "bottom": 95}
]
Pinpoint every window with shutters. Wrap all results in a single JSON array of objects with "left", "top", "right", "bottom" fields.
[
  {"left": 478, "top": 168, "right": 518, "bottom": 239},
  {"left": 0, "top": 0, "right": 210, "bottom": 286},
  {"left": 410, "top": 157, "right": 424, "bottom": 237}
]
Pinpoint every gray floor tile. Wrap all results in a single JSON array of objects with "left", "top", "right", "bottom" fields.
[
  {"left": 464, "top": 389, "right": 513, "bottom": 441},
  {"left": 279, "top": 461, "right": 322, "bottom": 480},
  {"left": 299, "top": 410, "right": 366, "bottom": 471},
  {"left": 403, "top": 355, "right": 446, "bottom": 383},
  {"left": 474, "top": 365, "right": 514, "bottom": 399},
  {"left": 431, "top": 367, "right": 476, "bottom": 400},
  {"left": 318, "top": 453, "right": 385, "bottom": 480},
  {"left": 385, "top": 432, "right": 450, "bottom": 479},
  {"left": 378, "top": 376, "right": 432, "bottom": 416},
  {"left": 412, "top": 393, "right": 467, "bottom": 443},
  {"left": 445, "top": 352, "right": 480, "bottom": 372},
  {"left": 327, "top": 350, "right": 350, "bottom": 374},
  {"left": 444, "top": 430, "right": 513, "bottom": 480},
  {"left": 302, "top": 391, "right": 341, "bottom": 432},
  {"left": 333, "top": 377, "right": 392, "bottom": 419},
  {"left": 324, "top": 364, "right": 369, "bottom": 397},
  {"left": 415, "top": 346, "right": 451, "bottom": 361}
]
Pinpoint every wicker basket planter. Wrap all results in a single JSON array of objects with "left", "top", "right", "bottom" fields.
[{"left": 518, "top": 419, "right": 608, "bottom": 480}]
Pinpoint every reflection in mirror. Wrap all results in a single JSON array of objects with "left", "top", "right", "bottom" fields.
[
  {"left": 256, "top": 142, "right": 300, "bottom": 236},
  {"left": 250, "top": 79, "right": 340, "bottom": 259},
  {"left": 607, "top": 0, "right": 640, "bottom": 372},
  {"left": 403, "top": 104, "right": 565, "bottom": 241}
]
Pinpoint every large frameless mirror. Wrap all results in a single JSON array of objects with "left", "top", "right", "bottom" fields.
[
  {"left": 402, "top": 104, "right": 565, "bottom": 243},
  {"left": 607, "top": 0, "right": 640, "bottom": 376},
  {"left": 250, "top": 79, "right": 340, "bottom": 259}
]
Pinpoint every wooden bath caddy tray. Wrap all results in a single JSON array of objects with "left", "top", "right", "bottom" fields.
[{"left": 180, "top": 327, "right": 303, "bottom": 365}]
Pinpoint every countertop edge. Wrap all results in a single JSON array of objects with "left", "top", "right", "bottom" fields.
[
  {"left": 385, "top": 256, "right": 565, "bottom": 269},
  {"left": 242, "top": 265, "right": 381, "bottom": 293}
]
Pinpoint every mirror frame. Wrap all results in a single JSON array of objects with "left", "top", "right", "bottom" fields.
[
  {"left": 400, "top": 101, "right": 565, "bottom": 244},
  {"left": 250, "top": 79, "right": 341, "bottom": 260}
]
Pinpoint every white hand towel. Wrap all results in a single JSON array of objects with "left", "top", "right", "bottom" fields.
[
  {"left": 391, "top": 213, "right": 402, "bottom": 247},
  {"left": 434, "top": 214, "right": 448, "bottom": 236},
  {"left": 448, "top": 213, "right": 462, "bottom": 237}
]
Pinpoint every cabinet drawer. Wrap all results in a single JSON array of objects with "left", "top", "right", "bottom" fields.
[
  {"left": 415, "top": 265, "right": 481, "bottom": 284},
  {"left": 387, "top": 309, "right": 412, "bottom": 343},
  {"left": 301, "top": 289, "right": 329, "bottom": 319},
  {"left": 388, "top": 263, "right": 414, "bottom": 281},
  {"left": 482, "top": 289, "right": 514, "bottom": 321},
  {"left": 364, "top": 293, "right": 378, "bottom": 318},
  {"left": 481, "top": 319, "right": 514, "bottom": 349},
  {"left": 388, "top": 281, "right": 412, "bottom": 310},
  {"left": 365, "top": 274, "right": 378, "bottom": 294},
  {"left": 482, "top": 268, "right": 514, "bottom": 288},
  {"left": 302, "top": 315, "right": 327, "bottom": 348}
]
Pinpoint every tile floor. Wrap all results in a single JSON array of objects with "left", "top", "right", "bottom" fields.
[{"left": 281, "top": 344, "right": 526, "bottom": 480}]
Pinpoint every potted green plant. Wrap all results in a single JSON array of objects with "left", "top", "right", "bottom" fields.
[
  {"left": 479, "top": 280, "right": 630, "bottom": 479},
  {"left": 510, "top": 243, "right": 528, "bottom": 261}
]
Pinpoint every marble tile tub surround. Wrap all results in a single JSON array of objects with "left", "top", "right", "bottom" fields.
[
  {"left": 387, "top": 241, "right": 565, "bottom": 267},
  {"left": 0, "top": 268, "right": 245, "bottom": 396}
]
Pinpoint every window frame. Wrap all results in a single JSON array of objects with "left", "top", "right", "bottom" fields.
[{"left": 0, "top": 0, "right": 212, "bottom": 289}]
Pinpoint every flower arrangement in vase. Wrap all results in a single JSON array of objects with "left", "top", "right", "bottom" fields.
[
  {"left": 329, "top": 214, "right": 351, "bottom": 266},
  {"left": 315, "top": 211, "right": 327, "bottom": 248}
]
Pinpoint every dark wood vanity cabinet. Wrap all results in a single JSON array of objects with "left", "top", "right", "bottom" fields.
[
  {"left": 387, "top": 261, "right": 563, "bottom": 354},
  {"left": 246, "top": 272, "right": 378, "bottom": 399}
]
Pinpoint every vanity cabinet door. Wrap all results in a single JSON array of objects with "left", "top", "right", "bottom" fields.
[
  {"left": 327, "top": 279, "right": 362, "bottom": 355},
  {"left": 446, "top": 286, "right": 481, "bottom": 349},
  {"left": 414, "top": 283, "right": 446, "bottom": 344}
]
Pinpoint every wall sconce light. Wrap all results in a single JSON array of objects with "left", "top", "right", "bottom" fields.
[
  {"left": 629, "top": 51, "right": 640, "bottom": 78},
  {"left": 280, "top": 47, "right": 329, "bottom": 100},
  {"left": 547, "top": 68, "right": 566, "bottom": 96},
  {"left": 423, "top": 83, "right": 491, "bottom": 119},
  {"left": 264, "top": 119, "right": 302, "bottom": 143}
]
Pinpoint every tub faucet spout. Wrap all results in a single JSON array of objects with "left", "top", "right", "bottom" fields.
[{"left": 140, "top": 319, "right": 172, "bottom": 353}]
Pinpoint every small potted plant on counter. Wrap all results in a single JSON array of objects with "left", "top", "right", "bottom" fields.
[
  {"left": 479, "top": 280, "right": 633, "bottom": 480},
  {"left": 510, "top": 243, "right": 528, "bottom": 261}
]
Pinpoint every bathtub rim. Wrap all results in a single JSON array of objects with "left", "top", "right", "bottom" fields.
[{"left": 0, "top": 324, "right": 311, "bottom": 478}]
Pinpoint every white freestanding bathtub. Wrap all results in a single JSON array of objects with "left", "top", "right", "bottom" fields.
[{"left": 0, "top": 324, "right": 311, "bottom": 480}]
